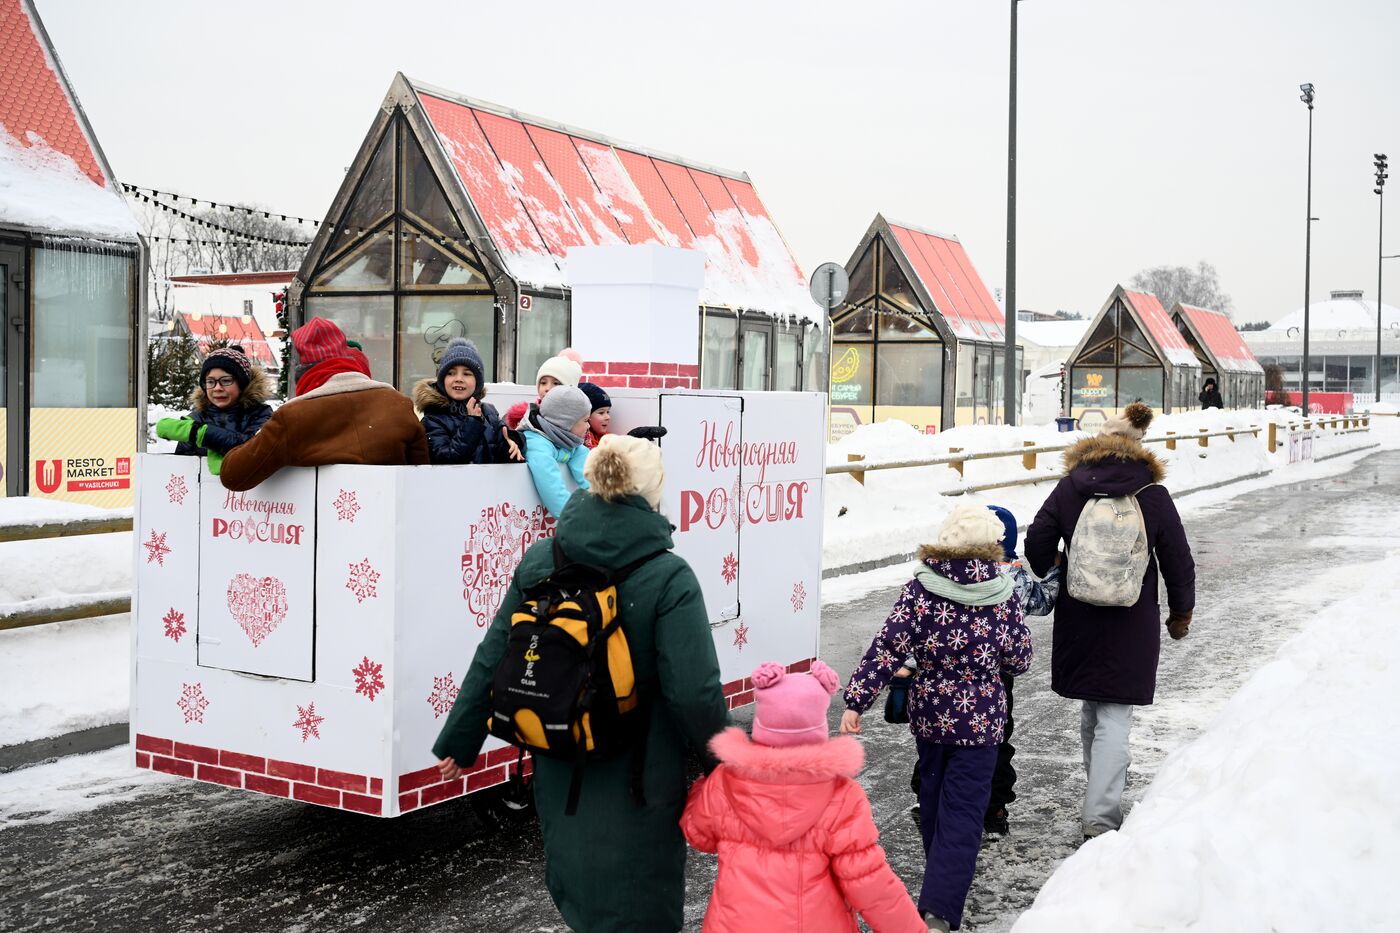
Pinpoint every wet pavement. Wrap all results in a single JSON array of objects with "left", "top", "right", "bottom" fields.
[{"left": 3, "top": 450, "right": 1397, "bottom": 932}]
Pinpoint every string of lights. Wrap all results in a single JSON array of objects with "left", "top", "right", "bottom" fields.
[
  {"left": 127, "top": 189, "right": 314, "bottom": 247},
  {"left": 121, "top": 184, "right": 323, "bottom": 227}
]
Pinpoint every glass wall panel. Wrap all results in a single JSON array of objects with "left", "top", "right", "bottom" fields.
[
  {"left": 876, "top": 308, "right": 936, "bottom": 340},
  {"left": 1081, "top": 341, "right": 1114, "bottom": 365},
  {"left": 1119, "top": 368, "right": 1164, "bottom": 408},
  {"left": 1119, "top": 311, "right": 1151, "bottom": 352},
  {"left": 775, "top": 331, "right": 800, "bottom": 391},
  {"left": 741, "top": 329, "right": 771, "bottom": 390},
  {"left": 1084, "top": 305, "right": 1117, "bottom": 348},
  {"left": 301, "top": 294, "right": 395, "bottom": 382},
  {"left": 401, "top": 131, "right": 466, "bottom": 242},
  {"left": 701, "top": 312, "right": 738, "bottom": 389},
  {"left": 803, "top": 326, "right": 826, "bottom": 392},
  {"left": 328, "top": 126, "right": 396, "bottom": 259},
  {"left": 1069, "top": 365, "right": 1115, "bottom": 415},
  {"left": 1348, "top": 356, "right": 1373, "bottom": 395},
  {"left": 830, "top": 343, "right": 873, "bottom": 406},
  {"left": 32, "top": 248, "right": 133, "bottom": 407},
  {"left": 833, "top": 306, "right": 874, "bottom": 337},
  {"left": 954, "top": 343, "right": 975, "bottom": 425},
  {"left": 1381, "top": 356, "right": 1400, "bottom": 393},
  {"left": 401, "top": 295, "right": 496, "bottom": 390},
  {"left": 878, "top": 243, "right": 921, "bottom": 313},
  {"left": 847, "top": 243, "right": 875, "bottom": 306},
  {"left": 401, "top": 229, "right": 488, "bottom": 289},
  {"left": 517, "top": 294, "right": 568, "bottom": 383},
  {"left": 1324, "top": 356, "right": 1348, "bottom": 392},
  {"left": 876, "top": 343, "right": 942, "bottom": 407},
  {"left": 314, "top": 229, "right": 394, "bottom": 291},
  {"left": 1119, "top": 342, "right": 1156, "bottom": 365},
  {"left": 975, "top": 344, "right": 995, "bottom": 423}
]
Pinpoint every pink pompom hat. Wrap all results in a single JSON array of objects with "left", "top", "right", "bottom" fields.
[{"left": 750, "top": 660, "right": 841, "bottom": 747}]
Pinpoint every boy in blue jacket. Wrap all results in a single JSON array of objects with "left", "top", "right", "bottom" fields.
[{"left": 414, "top": 338, "right": 523, "bottom": 465}]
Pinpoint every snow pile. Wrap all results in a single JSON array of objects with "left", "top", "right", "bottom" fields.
[
  {"left": 0, "top": 747, "right": 170, "bottom": 828},
  {"left": 1012, "top": 550, "right": 1400, "bottom": 933},
  {"left": 0, "top": 127, "right": 138, "bottom": 239}
]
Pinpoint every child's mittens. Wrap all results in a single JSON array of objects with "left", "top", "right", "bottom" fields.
[
  {"left": 156, "top": 417, "right": 195, "bottom": 443},
  {"left": 205, "top": 448, "right": 224, "bottom": 476}
]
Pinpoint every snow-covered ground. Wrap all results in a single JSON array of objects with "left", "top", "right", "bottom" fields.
[{"left": 1012, "top": 549, "right": 1400, "bottom": 933}]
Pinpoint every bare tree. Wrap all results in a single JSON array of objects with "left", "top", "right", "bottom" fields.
[
  {"left": 1129, "top": 261, "right": 1234, "bottom": 317},
  {"left": 183, "top": 204, "right": 311, "bottom": 274}
]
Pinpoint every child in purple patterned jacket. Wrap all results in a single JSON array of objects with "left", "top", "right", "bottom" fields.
[{"left": 841, "top": 504, "right": 1032, "bottom": 932}]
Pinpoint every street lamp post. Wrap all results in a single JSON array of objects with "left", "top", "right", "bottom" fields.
[
  {"left": 1003, "top": 0, "right": 1021, "bottom": 426},
  {"left": 1375, "top": 154, "right": 1389, "bottom": 403},
  {"left": 1300, "top": 83, "right": 1315, "bottom": 414}
]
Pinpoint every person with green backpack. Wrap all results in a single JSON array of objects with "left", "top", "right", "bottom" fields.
[{"left": 433, "top": 433, "right": 729, "bottom": 933}]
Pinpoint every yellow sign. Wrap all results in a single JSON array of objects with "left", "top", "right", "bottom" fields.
[
  {"left": 830, "top": 347, "right": 861, "bottom": 384},
  {"left": 29, "top": 408, "right": 139, "bottom": 508}
]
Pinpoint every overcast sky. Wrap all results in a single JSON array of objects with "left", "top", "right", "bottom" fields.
[{"left": 35, "top": 0, "right": 1400, "bottom": 322}]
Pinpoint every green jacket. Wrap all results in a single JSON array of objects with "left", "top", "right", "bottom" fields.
[{"left": 434, "top": 490, "right": 729, "bottom": 933}]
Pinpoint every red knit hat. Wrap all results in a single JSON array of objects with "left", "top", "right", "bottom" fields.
[{"left": 292, "top": 317, "right": 351, "bottom": 367}]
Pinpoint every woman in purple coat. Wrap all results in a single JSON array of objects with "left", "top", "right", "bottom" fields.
[{"left": 1024, "top": 402, "right": 1195, "bottom": 840}]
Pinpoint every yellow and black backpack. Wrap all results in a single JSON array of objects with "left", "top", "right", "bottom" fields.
[{"left": 488, "top": 538, "right": 665, "bottom": 814}]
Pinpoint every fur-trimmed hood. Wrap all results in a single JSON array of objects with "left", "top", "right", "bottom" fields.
[
  {"left": 709, "top": 727, "right": 863, "bottom": 782},
  {"left": 190, "top": 366, "right": 274, "bottom": 413},
  {"left": 1062, "top": 433, "right": 1166, "bottom": 484},
  {"left": 917, "top": 541, "right": 1007, "bottom": 564},
  {"left": 707, "top": 727, "right": 863, "bottom": 848},
  {"left": 412, "top": 377, "right": 487, "bottom": 412}
]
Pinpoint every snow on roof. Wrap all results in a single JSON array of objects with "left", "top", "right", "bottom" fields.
[
  {"left": 178, "top": 311, "right": 277, "bottom": 370},
  {"left": 412, "top": 83, "right": 813, "bottom": 323},
  {"left": 1015, "top": 319, "right": 1090, "bottom": 349},
  {"left": 883, "top": 220, "right": 1005, "bottom": 342},
  {"left": 1176, "top": 304, "right": 1263, "bottom": 374},
  {"left": 1266, "top": 295, "right": 1400, "bottom": 336},
  {"left": 1122, "top": 290, "right": 1197, "bottom": 367},
  {"left": 0, "top": 0, "right": 137, "bottom": 240}
]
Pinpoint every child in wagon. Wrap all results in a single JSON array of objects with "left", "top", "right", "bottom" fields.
[
  {"left": 156, "top": 344, "right": 273, "bottom": 475},
  {"left": 414, "top": 337, "right": 524, "bottom": 464}
]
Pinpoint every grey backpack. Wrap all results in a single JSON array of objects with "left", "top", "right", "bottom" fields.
[{"left": 1066, "top": 484, "right": 1153, "bottom": 607}]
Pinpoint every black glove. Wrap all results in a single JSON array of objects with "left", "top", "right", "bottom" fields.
[
  {"left": 627, "top": 425, "right": 667, "bottom": 441},
  {"left": 1166, "top": 611, "right": 1192, "bottom": 640}
]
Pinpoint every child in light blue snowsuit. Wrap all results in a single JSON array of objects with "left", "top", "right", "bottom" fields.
[{"left": 520, "top": 384, "right": 591, "bottom": 518}]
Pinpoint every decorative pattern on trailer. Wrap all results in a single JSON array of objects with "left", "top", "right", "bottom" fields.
[
  {"left": 332, "top": 489, "right": 361, "bottom": 523},
  {"left": 134, "top": 734, "right": 386, "bottom": 815},
  {"left": 397, "top": 745, "right": 532, "bottom": 815},
  {"left": 166, "top": 475, "right": 189, "bottom": 505},
  {"left": 580, "top": 361, "right": 700, "bottom": 391},
  {"left": 143, "top": 530, "right": 171, "bottom": 566},
  {"left": 720, "top": 658, "right": 816, "bottom": 710}
]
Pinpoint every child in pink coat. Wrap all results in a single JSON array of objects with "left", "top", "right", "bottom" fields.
[{"left": 682, "top": 660, "right": 924, "bottom": 933}]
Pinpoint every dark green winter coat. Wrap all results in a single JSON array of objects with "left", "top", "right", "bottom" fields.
[{"left": 433, "top": 490, "right": 729, "bottom": 933}]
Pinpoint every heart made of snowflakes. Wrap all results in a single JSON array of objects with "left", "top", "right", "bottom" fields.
[{"left": 226, "top": 573, "right": 290, "bottom": 647}]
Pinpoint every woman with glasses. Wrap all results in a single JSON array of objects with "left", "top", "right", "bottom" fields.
[{"left": 156, "top": 344, "right": 273, "bottom": 475}]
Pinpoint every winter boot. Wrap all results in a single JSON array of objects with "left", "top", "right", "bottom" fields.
[
  {"left": 984, "top": 806, "right": 1010, "bottom": 836},
  {"left": 924, "top": 915, "right": 952, "bottom": 932}
]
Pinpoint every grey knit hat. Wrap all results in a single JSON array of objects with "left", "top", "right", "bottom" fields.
[
  {"left": 538, "top": 385, "right": 590, "bottom": 430},
  {"left": 436, "top": 337, "right": 485, "bottom": 395}
]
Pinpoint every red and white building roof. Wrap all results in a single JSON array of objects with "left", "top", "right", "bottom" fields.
[
  {"left": 1121, "top": 289, "right": 1198, "bottom": 367},
  {"left": 411, "top": 81, "right": 811, "bottom": 321},
  {"left": 176, "top": 311, "right": 277, "bottom": 370},
  {"left": 0, "top": 0, "right": 137, "bottom": 240},
  {"left": 1174, "top": 303, "right": 1263, "bottom": 375},
  {"left": 882, "top": 218, "right": 1006, "bottom": 342}
]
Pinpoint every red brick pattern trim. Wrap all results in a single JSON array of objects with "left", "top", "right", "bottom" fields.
[
  {"left": 581, "top": 361, "right": 700, "bottom": 391},
  {"left": 134, "top": 734, "right": 385, "bottom": 816},
  {"left": 720, "top": 658, "right": 817, "bottom": 710},
  {"left": 395, "top": 748, "right": 532, "bottom": 814}
]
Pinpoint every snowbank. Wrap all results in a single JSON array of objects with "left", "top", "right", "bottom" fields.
[
  {"left": 0, "top": 746, "right": 170, "bottom": 828},
  {"left": 0, "top": 615, "right": 129, "bottom": 747},
  {"left": 1011, "top": 550, "right": 1400, "bottom": 933},
  {"left": 823, "top": 409, "right": 1383, "bottom": 571},
  {"left": 0, "top": 128, "right": 138, "bottom": 239}
]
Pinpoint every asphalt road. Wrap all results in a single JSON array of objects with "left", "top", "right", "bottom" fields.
[{"left": 3, "top": 449, "right": 1396, "bottom": 933}]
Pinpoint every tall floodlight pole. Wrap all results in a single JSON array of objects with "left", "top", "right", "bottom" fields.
[
  {"left": 1375, "top": 154, "right": 1389, "bottom": 403},
  {"left": 1300, "top": 83, "right": 1315, "bottom": 414},
  {"left": 1003, "top": 0, "right": 1021, "bottom": 426}
]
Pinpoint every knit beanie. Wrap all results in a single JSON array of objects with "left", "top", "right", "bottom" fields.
[
  {"left": 437, "top": 337, "right": 485, "bottom": 395},
  {"left": 537, "top": 354, "right": 582, "bottom": 388},
  {"left": 750, "top": 660, "right": 840, "bottom": 748},
  {"left": 538, "top": 385, "right": 590, "bottom": 431},
  {"left": 987, "top": 505, "right": 1017, "bottom": 562},
  {"left": 292, "top": 317, "right": 352, "bottom": 367},
  {"left": 1099, "top": 401, "right": 1154, "bottom": 441},
  {"left": 584, "top": 434, "right": 664, "bottom": 511},
  {"left": 578, "top": 382, "right": 611, "bottom": 413},
  {"left": 201, "top": 344, "right": 253, "bottom": 390},
  {"left": 937, "top": 504, "right": 1006, "bottom": 553}
]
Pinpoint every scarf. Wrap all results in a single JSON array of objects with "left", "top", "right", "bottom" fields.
[
  {"left": 524, "top": 404, "right": 584, "bottom": 450},
  {"left": 297, "top": 355, "right": 370, "bottom": 396},
  {"left": 912, "top": 563, "right": 1015, "bottom": 606}
]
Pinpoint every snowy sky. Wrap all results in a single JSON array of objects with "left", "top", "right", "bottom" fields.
[{"left": 34, "top": 0, "right": 1400, "bottom": 322}]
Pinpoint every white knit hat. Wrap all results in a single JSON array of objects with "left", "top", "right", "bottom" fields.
[
  {"left": 936, "top": 504, "right": 1006, "bottom": 552},
  {"left": 1099, "top": 402, "right": 1154, "bottom": 441},
  {"left": 536, "top": 355, "right": 582, "bottom": 388},
  {"left": 583, "top": 434, "right": 665, "bottom": 511}
]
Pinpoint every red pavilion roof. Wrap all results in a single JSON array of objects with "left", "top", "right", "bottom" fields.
[
  {"left": 884, "top": 220, "right": 1005, "bottom": 342},
  {"left": 179, "top": 313, "right": 277, "bottom": 369},
  {"left": 1178, "top": 304, "right": 1263, "bottom": 374},
  {"left": 1122, "top": 290, "right": 1197, "bottom": 367}
]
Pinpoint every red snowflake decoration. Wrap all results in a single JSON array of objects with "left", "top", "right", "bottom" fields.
[
  {"left": 293, "top": 702, "right": 325, "bottom": 742},
  {"left": 353, "top": 656, "right": 385, "bottom": 702},
  {"left": 177, "top": 682, "right": 208, "bottom": 724},
  {"left": 143, "top": 530, "right": 172, "bottom": 566},
  {"left": 427, "top": 673, "right": 459, "bottom": 719},
  {"left": 165, "top": 474, "right": 189, "bottom": 505},
  {"left": 162, "top": 608, "right": 187, "bottom": 643},
  {"left": 790, "top": 581, "right": 807, "bottom": 613},
  {"left": 346, "top": 558, "right": 381, "bottom": 603},
  {"left": 733, "top": 621, "right": 749, "bottom": 650},
  {"left": 333, "top": 489, "right": 361, "bottom": 523},
  {"left": 721, "top": 552, "right": 738, "bottom": 585}
]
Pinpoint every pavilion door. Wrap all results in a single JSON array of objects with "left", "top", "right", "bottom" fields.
[{"left": 0, "top": 246, "right": 24, "bottom": 497}]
